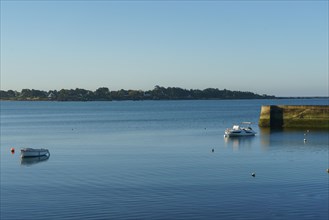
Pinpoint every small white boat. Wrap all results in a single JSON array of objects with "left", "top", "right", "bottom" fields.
[
  {"left": 224, "top": 122, "right": 256, "bottom": 137},
  {"left": 20, "top": 148, "right": 50, "bottom": 158}
]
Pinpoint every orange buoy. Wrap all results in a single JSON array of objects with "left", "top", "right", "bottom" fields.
[{"left": 10, "top": 147, "right": 15, "bottom": 154}]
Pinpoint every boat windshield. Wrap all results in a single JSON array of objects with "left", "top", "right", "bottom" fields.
[{"left": 233, "top": 125, "right": 240, "bottom": 130}]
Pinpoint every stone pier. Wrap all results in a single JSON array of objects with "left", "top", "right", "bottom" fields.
[{"left": 259, "top": 105, "right": 329, "bottom": 129}]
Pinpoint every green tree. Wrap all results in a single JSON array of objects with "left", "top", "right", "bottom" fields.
[{"left": 95, "top": 87, "right": 111, "bottom": 100}]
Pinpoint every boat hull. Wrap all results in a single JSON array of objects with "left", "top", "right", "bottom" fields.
[
  {"left": 224, "top": 132, "right": 256, "bottom": 137},
  {"left": 21, "top": 155, "right": 50, "bottom": 166},
  {"left": 20, "top": 148, "right": 50, "bottom": 158}
]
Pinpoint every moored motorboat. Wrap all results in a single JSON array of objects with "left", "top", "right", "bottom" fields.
[
  {"left": 20, "top": 148, "right": 50, "bottom": 158},
  {"left": 224, "top": 122, "right": 256, "bottom": 137}
]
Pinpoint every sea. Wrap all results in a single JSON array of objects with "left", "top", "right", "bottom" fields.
[{"left": 1, "top": 99, "right": 328, "bottom": 220}]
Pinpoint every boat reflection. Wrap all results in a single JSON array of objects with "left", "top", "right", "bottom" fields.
[
  {"left": 224, "top": 136, "right": 256, "bottom": 151},
  {"left": 20, "top": 155, "right": 50, "bottom": 166}
]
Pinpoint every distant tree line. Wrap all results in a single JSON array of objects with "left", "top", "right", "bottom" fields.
[{"left": 0, "top": 86, "right": 275, "bottom": 101}]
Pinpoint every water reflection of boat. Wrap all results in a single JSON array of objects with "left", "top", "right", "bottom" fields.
[
  {"left": 20, "top": 148, "right": 50, "bottom": 158},
  {"left": 20, "top": 155, "right": 50, "bottom": 166},
  {"left": 224, "top": 135, "right": 255, "bottom": 150}
]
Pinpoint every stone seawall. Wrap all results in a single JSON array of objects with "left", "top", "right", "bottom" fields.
[{"left": 259, "top": 105, "right": 329, "bottom": 129}]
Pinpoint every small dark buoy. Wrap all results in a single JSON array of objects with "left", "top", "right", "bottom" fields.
[
  {"left": 251, "top": 172, "right": 256, "bottom": 177},
  {"left": 327, "top": 169, "right": 329, "bottom": 173},
  {"left": 303, "top": 138, "right": 307, "bottom": 142},
  {"left": 211, "top": 148, "right": 214, "bottom": 152},
  {"left": 10, "top": 147, "right": 15, "bottom": 154}
]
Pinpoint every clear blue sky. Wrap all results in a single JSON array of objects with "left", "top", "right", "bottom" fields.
[{"left": 1, "top": 1, "right": 328, "bottom": 97}]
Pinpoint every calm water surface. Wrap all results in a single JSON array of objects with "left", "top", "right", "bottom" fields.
[{"left": 1, "top": 100, "right": 328, "bottom": 219}]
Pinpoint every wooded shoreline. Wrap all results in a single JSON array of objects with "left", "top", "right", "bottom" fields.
[{"left": 0, "top": 86, "right": 276, "bottom": 101}]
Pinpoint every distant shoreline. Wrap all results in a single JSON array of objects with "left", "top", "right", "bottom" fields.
[
  {"left": 276, "top": 97, "right": 329, "bottom": 99},
  {"left": 0, "top": 97, "right": 328, "bottom": 102},
  {"left": 1, "top": 86, "right": 327, "bottom": 101},
  {"left": 1, "top": 86, "right": 277, "bottom": 101}
]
